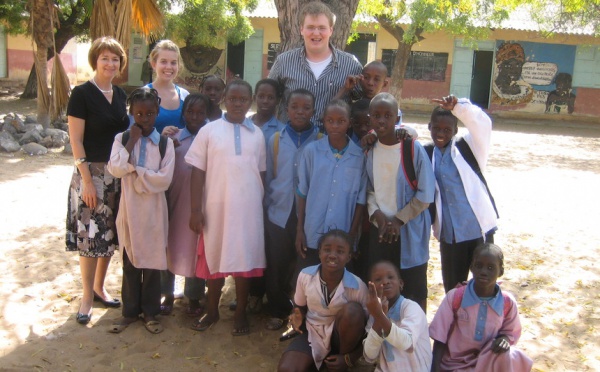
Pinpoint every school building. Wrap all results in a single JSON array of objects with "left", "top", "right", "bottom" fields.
[
  {"left": 235, "top": 2, "right": 600, "bottom": 121},
  {"left": 1, "top": 3, "right": 599, "bottom": 122}
]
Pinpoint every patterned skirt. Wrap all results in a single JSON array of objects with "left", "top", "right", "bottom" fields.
[{"left": 66, "top": 162, "right": 120, "bottom": 257}]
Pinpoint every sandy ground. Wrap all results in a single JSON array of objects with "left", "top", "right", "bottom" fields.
[{"left": 0, "top": 96, "right": 599, "bottom": 371}]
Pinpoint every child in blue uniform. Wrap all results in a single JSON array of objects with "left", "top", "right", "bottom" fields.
[
  {"left": 295, "top": 99, "right": 367, "bottom": 271},
  {"left": 365, "top": 93, "right": 435, "bottom": 312},
  {"left": 264, "top": 89, "right": 321, "bottom": 330},
  {"left": 426, "top": 95, "right": 498, "bottom": 293}
]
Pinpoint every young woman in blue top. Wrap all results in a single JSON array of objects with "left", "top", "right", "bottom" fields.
[
  {"left": 147, "top": 40, "right": 189, "bottom": 135},
  {"left": 295, "top": 99, "right": 367, "bottom": 272}
]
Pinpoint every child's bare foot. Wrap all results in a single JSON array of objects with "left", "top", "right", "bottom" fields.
[
  {"left": 232, "top": 313, "right": 249, "bottom": 336},
  {"left": 108, "top": 316, "right": 138, "bottom": 333},
  {"left": 186, "top": 299, "right": 204, "bottom": 317}
]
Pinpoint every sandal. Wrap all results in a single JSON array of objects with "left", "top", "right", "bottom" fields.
[
  {"left": 265, "top": 317, "right": 285, "bottom": 331},
  {"left": 144, "top": 320, "right": 164, "bottom": 334},
  {"left": 109, "top": 317, "right": 137, "bottom": 334},
  {"left": 190, "top": 314, "right": 218, "bottom": 331},
  {"left": 186, "top": 304, "right": 205, "bottom": 317}
]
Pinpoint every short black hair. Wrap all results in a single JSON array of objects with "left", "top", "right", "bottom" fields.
[
  {"left": 324, "top": 99, "right": 351, "bottom": 118},
  {"left": 473, "top": 243, "right": 504, "bottom": 270},
  {"left": 287, "top": 88, "right": 315, "bottom": 108},
  {"left": 181, "top": 93, "right": 210, "bottom": 123},
  {"left": 351, "top": 98, "right": 370, "bottom": 117},
  {"left": 370, "top": 92, "right": 398, "bottom": 113},
  {"left": 127, "top": 86, "right": 160, "bottom": 114},
  {"left": 255, "top": 78, "right": 284, "bottom": 100},
  {"left": 430, "top": 106, "right": 458, "bottom": 128},
  {"left": 199, "top": 74, "right": 226, "bottom": 90},
  {"left": 316, "top": 229, "right": 353, "bottom": 253},
  {"left": 369, "top": 260, "right": 402, "bottom": 281},
  {"left": 223, "top": 79, "right": 253, "bottom": 97}
]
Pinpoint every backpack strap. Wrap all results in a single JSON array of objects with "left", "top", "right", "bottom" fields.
[
  {"left": 423, "top": 142, "right": 434, "bottom": 161},
  {"left": 451, "top": 284, "right": 467, "bottom": 315},
  {"left": 401, "top": 137, "right": 417, "bottom": 190},
  {"left": 121, "top": 130, "right": 168, "bottom": 160},
  {"left": 273, "top": 131, "right": 281, "bottom": 178},
  {"left": 455, "top": 138, "right": 499, "bottom": 218},
  {"left": 158, "top": 135, "right": 168, "bottom": 160},
  {"left": 122, "top": 130, "right": 130, "bottom": 147}
]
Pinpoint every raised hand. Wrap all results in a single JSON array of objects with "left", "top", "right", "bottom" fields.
[{"left": 431, "top": 95, "right": 458, "bottom": 111}]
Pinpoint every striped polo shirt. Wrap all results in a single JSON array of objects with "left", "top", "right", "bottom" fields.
[{"left": 268, "top": 44, "right": 363, "bottom": 129}]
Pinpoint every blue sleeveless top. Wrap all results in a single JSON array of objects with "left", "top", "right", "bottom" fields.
[{"left": 146, "top": 84, "right": 190, "bottom": 134}]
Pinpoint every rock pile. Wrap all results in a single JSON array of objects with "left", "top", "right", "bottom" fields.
[{"left": 0, "top": 113, "right": 71, "bottom": 155}]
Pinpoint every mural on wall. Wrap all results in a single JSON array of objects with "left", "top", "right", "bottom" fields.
[{"left": 491, "top": 41, "right": 577, "bottom": 114}]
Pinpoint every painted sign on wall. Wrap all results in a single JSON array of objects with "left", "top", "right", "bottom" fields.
[{"left": 491, "top": 41, "right": 577, "bottom": 114}]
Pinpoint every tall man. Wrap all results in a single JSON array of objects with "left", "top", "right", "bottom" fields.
[{"left": 268, "top": 1, "right": 362, "bottom": 129}]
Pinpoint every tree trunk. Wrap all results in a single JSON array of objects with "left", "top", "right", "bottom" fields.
[
  {"left": 274, "top": 0, "right": 359, "bottom": 54},
  {"left": 377, "top": 18, "right": 421, "bottom": 100},
  {"left": 31, "top": 0, "right": 54, "bottom": 128},
  {"left": 389, "top": 42, "right": 413, "bottom": 99}
]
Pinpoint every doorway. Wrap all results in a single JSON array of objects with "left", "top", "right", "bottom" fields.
[{"left": 470, "top": 51, "right": 493, "bottom": 108}]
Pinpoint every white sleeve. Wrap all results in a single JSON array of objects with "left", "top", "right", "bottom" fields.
[{"left": 452, "top": 98, "right": 492, "bottom": 171}]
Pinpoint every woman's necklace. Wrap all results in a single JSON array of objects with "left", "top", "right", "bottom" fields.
[{"left": 91, "top": 77, "right": 113, "bottom": 94}]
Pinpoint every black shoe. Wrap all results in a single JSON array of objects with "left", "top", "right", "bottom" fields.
[
  {"left": 94, "top": 292, "right": 121, "bottom": 308},
  {"left": 76, "top": 309, "right": 93, "bottom": 325},
  {"left": 279, "top": 327, "right": 299, "bottom": 342}
]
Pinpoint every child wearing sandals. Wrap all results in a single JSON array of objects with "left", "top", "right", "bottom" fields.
[
  {"left": 277, "top": 229, "right": 368, "bottom": 372},
  {"left": 107, "top": 87, "right": 175, "bottom": 334},
  {"left": 186, "top": 80, "right": 266, "bottom": 336},
  {"left": 429, "top": 243, "right": 533, "bottom": 372},
  {"left": 363, "top": 260, "right": 432, "bottom": 371},
  {"left": 160, "top": 94, "right": 211, "bottom": 317}
]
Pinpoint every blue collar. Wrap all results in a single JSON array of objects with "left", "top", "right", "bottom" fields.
[
  {"left": 180, "top": 121, "right": 207, "bottom": 141},
  {"left": 300, "top": 264, "right": 360, "bottom": 290},
  {"left": 387, "top": 295, "right": 405, "bottom": 322},
  {"left": 146, "top": 129, "right": 160, "bottom": 145},
  {"left": 462, "top": 280, "right": 504, "bottom": 316},
  {"left": 264, "top": 116, "right": 280, "bottom": 128},
  {"left": 223, "top": 116, "right": 256, "bottom": 132}
]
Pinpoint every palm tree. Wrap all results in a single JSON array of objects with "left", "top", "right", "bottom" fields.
[{"left": 29, "top": 0, "right": 164, "bottom": 127}]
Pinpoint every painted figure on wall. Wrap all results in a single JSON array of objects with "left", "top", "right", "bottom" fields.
[
  {"left": 491, "top": 42, "right": 533, "bottom": 105},
  {"left": 545, "top": 72, "right": 576, "bottom": 114}
]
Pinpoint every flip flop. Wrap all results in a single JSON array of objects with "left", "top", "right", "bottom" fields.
[
  {"left": 190, "top": 315, "right": 218, "bottom": 331},
  {"left": 231, "top": 326, "right": 250, "bottom": 336},
  {"left": 144, "top": 320, "right": 164, "bottom": 334},
  {"left": 265, "top": 317, "right": 285, "bottom": 331}
]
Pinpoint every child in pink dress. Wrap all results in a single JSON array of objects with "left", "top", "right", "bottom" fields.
[
  {"left": 107, "top": 87, "right": 175, "bottom": 334},
  {"left": 160, "top": 94, "right": 210, "bottom": 316},
  {"left": 186, "top": 80, "right": 266, "bottom": 336},
  {"left": 429, "top": 243, "right": 533, "bottom": 372}
]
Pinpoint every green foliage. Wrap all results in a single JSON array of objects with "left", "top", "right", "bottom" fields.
[
  {"left": 0, "top": 0, "right": 90, "bottom": 38},
  {"left": 356, "top": 0, "right": 518, "bottom": 44},
  {"left": 165, "top": 0, "right": 257, "bottom": 48},
  {"left": 523, "top": 0, "right": 600, "bottom": 36}
]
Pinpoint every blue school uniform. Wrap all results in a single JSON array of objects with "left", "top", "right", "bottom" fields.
[
  {"left": 146, "top": 84, "right": 190, "bottom": 134},
  {"left": 366, "top": 140, "right": 435, "bottom": 269},
  {"left": 258, "top": 115, "right": 284, "bottom": 147},
  {"left": 266, "top": 124, "right": 321, "bottom": 228},
  {"left": 296, "top": 137, "right": 367, "bottom": 250}
]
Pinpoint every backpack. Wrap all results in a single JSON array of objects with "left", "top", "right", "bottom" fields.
[
  {"left": 424, "top": 138, "right": 499, "bottom": 220},
  {"left": 272, "top": 130, "right": 323, "bottom": 178},
  {"left": 367, "top": 137, "right": 418, "bottom": 190},
  {"left": 447, "top": 282, "right": 511, "bottom": 342},
  {"left": 121, "top": 130, "right": 168, "bottom": 160}
]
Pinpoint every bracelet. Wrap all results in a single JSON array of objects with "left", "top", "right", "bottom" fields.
[
  {"left": 74, "top": 157, "right": 87, "bottom": 166},
  {"left": 344, "top": 353, "right": 354, "bottom": 368}
]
